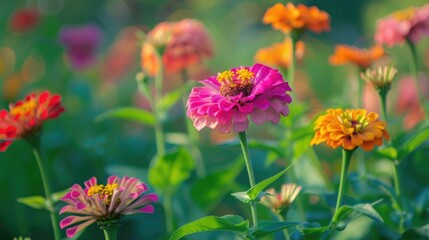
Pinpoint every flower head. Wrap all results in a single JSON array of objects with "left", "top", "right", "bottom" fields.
[
  {"left": 0, "top": 91, "right": 64, "bottom": 151},
  {"left": 262, "top": 3, "right": 330, "bottom": 35},
  {"left": 261, "top": 183, "right": 302, "bottom": 215},
  {"left": 59, "top": 176, "right": 158, "bottom": 238},
  {"left": 59, "top": 24, "right": 103, "bottom": 70},
  {"left": 254, "top": 38, "right": 305, "bottom": 70},
  {"left": 9, "top": 7, "right": 40, "bottom": 33},
  {"left": 329, "top": 45, "right": 385, "bottom": 69},
  {"left": 186, "top": 64, "right": 292, "bottom": 133},
  {"left": 361, "top": 65, "right": 397, "bottom": 89},
  {"left": 311, "top": 109, "right": 390, "bottom": 151},
  {"left": 141, "top": 19, "right": 213, "bottom": 76},
  {"left": 375, "top": 4, "right": 429, "bottom": 47}
]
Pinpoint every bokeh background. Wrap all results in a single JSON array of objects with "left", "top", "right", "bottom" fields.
[{"left": 1, "top": 0, "right": 429, "bottom": 239}]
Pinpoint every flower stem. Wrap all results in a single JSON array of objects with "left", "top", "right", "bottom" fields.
[
  {"left": 392, "top": 161, "right": 401, "bottom": 201},
  {"left": 357, "top": 68, "right": 365, "bottom": 108},
  {"left": 163, "top": 192, "right": 174, "bottom": 234},
  {"left": 32, "top": 147, "right": 61, "bottom": 240},
  {"left": 287, "top": 35, "right": 296, "bottom": 89},
  {"left": 277, "top": 214, "right": 290, "bottom": 240},
  {"left": 153, "top": 49, "right": 166, "bottom": 157},
  {"left": 238, "top": 131, "right": 258, "bottom": 227},
  {"left": 103, "top": 228, "right": 118, "bottom": 240},
  {"left": 406, "top": 39, "right": 425, "bottom": 110},
  {"left": 334, "top": 149, "right": 354, "bottom": 217}
]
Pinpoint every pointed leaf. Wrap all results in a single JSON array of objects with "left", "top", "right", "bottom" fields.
[
  {"left": 333, "top": 199, "right": 384, "bottom": 231},
  {"left": 95, "top": 107, "right": 155, "bottom": 126},
  {"left": 148, "top": 148, "right": 194, "bottom": 192},
  {"left": 51, "top": 189, "right": 69, "bottom": 203},
  {"left": 17, "top": 196, "right": 46, "bottom": 210},
  {"left": 297, "top": 225, "right": 330, "bottom": 240},
  {"left": 247, "top": 164, "right": 294, "bottom": 201},
  {"left": 231, "top": 191, "right": 251, "bottom": 203},
  {"left": 191, "top": 158, "right": 244, "bottom": 210},
  {"left": 399, "top": 224, "right": 429, "bottom": 239},
  {"left": 250, "top": 221, "right": 300, "bottom": 238},
  {"left": 169, "top": 215, "right": 249, "bottom": 240},
  {"left": 398, "top": 127, "right": 429, "bottom": 160},
  {"left": 376, "top": 147, "right": 398, "bottom": 160}
]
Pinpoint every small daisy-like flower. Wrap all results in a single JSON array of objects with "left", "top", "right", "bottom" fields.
[
  {"left": 186, "top": 64, "right": 292, "bottom": 133},
  {"left": 361, "top": 65, "right": 397, "bottom": 89},
  {"left": 254, "top": 38, "right": 305, "bottom": 70},
  {"left": 0, "top": 91, "right": 64, "bottom": 151},
  {"left": 311, "top": 109, "right": 390, "bottom": 151},
  {"left": 141, "top": 19, "right": 213, "bottom": 76},
  {"left": 262, "top": 3, "right": 330, "bottom": 35},
  {"left": 329, "top": 45, "right": 385, "bottom": 69},
  {"left": 59, "top": 176, "right": 158, "bottom": 238},
  {"left": 375, "top": 4, "right": 429, "bottom": 47},
  {"left": 59, "top": 24, "right": 103, "bottom": 70},
  {"left": 261, "top": 183, "right": 302, "bottom": 215}
]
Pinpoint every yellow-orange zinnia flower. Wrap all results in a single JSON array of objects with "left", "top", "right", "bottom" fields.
[
  {"left": 254, "top": 38, "right": 305, "bottom": 69},
  {"left": 262, "top": 3, "right": 330, "bottom": 34},
  {"left": 329, "top": 45, "right": 385, "bottom": 69},
  {"left": 311, "top": 109, "right": 390, "bottom": 151}
]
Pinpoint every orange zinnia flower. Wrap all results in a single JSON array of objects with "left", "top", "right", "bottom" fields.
[
  {"left": 254, "top": 38, "right": 305, "bottom": 69},
  {"left": 140, "top": 42, "right": 160, "bottom": 77},
  {"left": 311, "top": 109, "right": 390, "bottom": 151},
  {"left": 262, "top": 3, "right": 330, "bottom": 34},
  {"left": 329, "top": 45, "right": 385, "bottom": 69}
]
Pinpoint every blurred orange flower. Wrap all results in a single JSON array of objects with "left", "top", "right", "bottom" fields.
[
  {"left": 254, "top": 38, "right": 305, "bottom": 69},
  {"left": 311, "top": 109, "right": 390, "bottom": 151},
  {"left": 141, "top": 19, "right": 213, "bottom": 76},
  {"left": 329, "top": 45, "right": 385, "bottom": 69},
  {"left": 263, "top": 3, "right": 330, "bottom": 35}
]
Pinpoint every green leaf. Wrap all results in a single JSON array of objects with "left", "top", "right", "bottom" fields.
[
  {"left": 398, "top": 127, "right": 429, "bottom": 160},
  {"left": 246, "top": 164, "right": 294, "bottom": 201},
  {"left": 399, "top": 224, "right": 429, "bottom": 239},
  {"left": 230, "top": 191, "right": 251, "bottom": 203},
  {"left": 250, "top": 221, "right": 300, "bottom": 238},
  {"left": 159, "top": 87, "right": 186, "bottom": 113},
  {"left": 17, "top": 196, "right": 46, "bottom": 210},
  {"left": 148, "top": 148, "right": 195, "bottom": 192},
  {"left": 191, "top": 158, "right": 244, "bottom": 210},
  {"left": 94, "top": 107, "right": 155, "bottom": 126},
  {"left": 169, "top": 215, "right": 249, "bottom": 240},
  {"left": 333, "top": 199, "right": 384, "bottom": 231},
  {"left": 297, "top": 226, "right": 329, "bottom": 240},
  {"left": 376, "top": 147, "right": 398, "bottom": 160}
]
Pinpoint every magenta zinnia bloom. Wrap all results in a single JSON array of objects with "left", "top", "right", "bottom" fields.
[
  {"left": 375, "top": 4, "right": 429, "bottom": 47},
  {"left": 59, "top": 176, "right": 158, "bottom": 238},
  {"left": 59, "top": 24, "right": 103, "bottom": 70},
  {"left": 186, "top": 63, "right": 292, "bottom": 133}
]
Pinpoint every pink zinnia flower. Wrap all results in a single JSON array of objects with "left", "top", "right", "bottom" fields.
[
  {"left": 186, "top": 64, "right": 292, "bottom": 133},
  {"left": 59, "top": 24, "right": 103, "bottom": 70},
  {"left": 261, "top": 183, "right": 302, "bottom": 215},
  {"left": 59, "top": 176, "right": 158, "bottom": 238},
  {"left": 375, "top": 4, "right": 429, "bottom": 47},
  {"left": 0, "top": 91, "right": 64, "bottom": 151}
]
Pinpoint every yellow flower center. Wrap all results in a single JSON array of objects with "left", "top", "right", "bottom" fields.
[
  {"left": 393, "top": 7, "right": 416, "bottom": 21},
  {"left": 10, "top": 99, "right": 37, "bottom": 118},
  {"left": 339, "top": 112, "right": 369, "bottom": 134},
  {"left": 87, "top": 183, "right": 119, "bottom": 205},
  {"left": 217, "top": 68, "right": 254, "bottom": 97}
]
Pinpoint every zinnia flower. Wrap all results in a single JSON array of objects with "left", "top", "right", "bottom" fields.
[
  {"left": 0, "top": 91, "right": 64, "bottom": 151},
  {"left": 59, "top": 24, "right": 103, "bottom": 70},
  {"left": 329, "top": 45, "right": 385, "bottom": 69},
  {"left": 186, "top": 63, "right": 292, "bottom": 133},
  {"left": 261, "top": 183, "right": 302, "bottom": 215},
  {"left": 375, "top": 4, "right": 429, "bottom": 47},
  {"left": 361, "top": 65, "right": 397, "bottom": 89},
  {"left": 141, "top": 18, "right": 213, "bottom": 76},
  {"left": 254, "top": 38, "right": 305, "bottom": 70},
  {"left": 311, "top": 109, "right": 390, "bottom": 151},
  {"left": 9, "top": 7, "right": 40, "bottom": 33},
  {"left": 262, "top": 3, "right": 330, "bottom": 35},
  {"left": 59, "top": 176, "right": 158, "bottom": 238}
]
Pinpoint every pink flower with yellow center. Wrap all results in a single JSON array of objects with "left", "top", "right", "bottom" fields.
[
  {"left": 375, "top": 4, "right": 429, "bottom": 47},
  {"left": 186, "top": 64, "right": 292, "bottom": 133},
  {"left": 0, "top": 91, "right": 64, "bottom": 151},
  {"left": 59, "top": 176, "right": 158, "bottom": 238},
  {"left": 261, "top": 183, "right": 302, "bottom": 215}
]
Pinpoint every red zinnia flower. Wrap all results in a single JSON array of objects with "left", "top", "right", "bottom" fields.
[{"left": 9, "top": 7, "right": 40, "bottom": 33}]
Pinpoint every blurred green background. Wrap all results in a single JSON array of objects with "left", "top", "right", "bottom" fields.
[{"left": 1, "top": 0, "right": 429, "bottom": 239}]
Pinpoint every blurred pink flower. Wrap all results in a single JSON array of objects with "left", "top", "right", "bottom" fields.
[
  {"left": 59, "top": 24, "right": 103, "bottom": 70},
  {"left": 375, "top": 4, "right": 429, "bottom": 47},
  {"left": 186, "top": 64, "right": 292, "bottom": 133},
  {"left": 261, "top": 183, "right": 302, "bottom": 215},
  {"left": 9, "top": 7, "right": 40, "bottom": 33},
  {"left": 59, "top": 176, "right": 158, "bottom": 238}
]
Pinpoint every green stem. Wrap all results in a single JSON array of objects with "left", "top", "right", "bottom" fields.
[
  {"left": 103, "top": 228, "right": 118, "bottom": 240},
  {"left": 163, "top": 193, "right": 174, "bottom": 234},
  {"left": 334, "top": 149, "right": 354, "bottom": 218},
  {"left": 392, "top": 161, "right": 401, "bottom": 201},
  {"left": 287, "top": 35, "right": 296, "bottom": 89},
  {"left": 238, "top": 131, "right": 258, "bottom": 227},
  {"left": 277, "top": 214, "right": 290, "bottom": 240},
  {"left": 32, "top": 148, "right": 61, "bottom": 240},
  {"left": 357, "top": 68, "right": 365, "bottom": 108},
  {"left": 153, "top": 50, "right": 166, "bottom": 157},
  {"left": 406, "top": 39, "right": 425, "bottom": 110}
]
